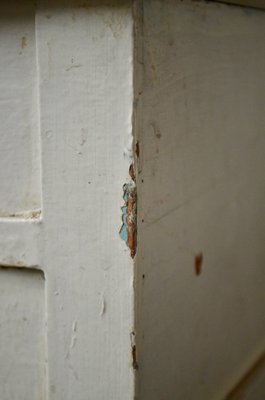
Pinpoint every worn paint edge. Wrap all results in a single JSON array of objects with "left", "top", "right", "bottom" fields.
[{"left": 131, "top": 0, "right": 144, "bottom": 386}]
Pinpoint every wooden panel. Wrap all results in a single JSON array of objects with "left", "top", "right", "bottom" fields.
[
  {"left": 0, "top": 268, "right": 45, "bottom": 400},
  {"left": 0, "top": 1, "right": 41, "bottom": 216}
]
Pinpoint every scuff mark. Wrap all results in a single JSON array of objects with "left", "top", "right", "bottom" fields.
[
  {"left": 72, "top": 320, "right": 78, "bottom": 332},
  {"left": 150, "top": 121, "right": 162, "bottom": 139},
  {"left": 70, "top": 335, "right": 77, "bottom": 350},
  {"left": 69, "top": 364, "right": 79, "bottom": 381},
  {"left": 50, "top": 384, "right": 56, "bottom": 394},
  {"left": 65, "top": 320, "right": 78, "bottom": 359},
  {"left": 80, "top": 128, "right": 88, "bottom": 146},
  {"left": 119, "top": 164, "right": 137, "bottom": 258},
  {"left": 4, "top": 209, "right": 41, "bottom": 220},
  {"left": 65, "top": 63, "right": 82, "bottom": 72},
  {"left": 21, "top": 36, "right": 27, "bottom": 49},
  {"left": 148, "top": 48, "right": 157, "bottom": 81},
  {"left": 95, "top": 8, "right": 129, "bottom": 39},
  {"left": 100, "top": 294, "right": 106, "bottom": 317}
]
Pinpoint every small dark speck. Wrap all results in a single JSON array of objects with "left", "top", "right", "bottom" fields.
[
  {"left": 141, "top": 219, "right": 144, "bottom": 223},
  {"left": 194, "top": 253, "right": 203, "bottom": 276},
  {"left": 88, "top": 181, "right": 91, "bottom": 184},
  {"left": 142, "top": 274, "right": 145, "bottom": 279},
  {"left": 141, "top": 179, "right": 144, "bottom": 183}
]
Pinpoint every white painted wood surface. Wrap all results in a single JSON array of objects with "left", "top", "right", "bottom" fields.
[
  {"left": 135, "top": 1, "right": 265, "bottom": 399},
  {"left": 0, "top": 1, "right": 134, "bottom": 399}
]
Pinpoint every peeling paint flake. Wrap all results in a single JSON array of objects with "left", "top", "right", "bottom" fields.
[{"left": 119, "top": 164, "right": 137, "bottom": 258}]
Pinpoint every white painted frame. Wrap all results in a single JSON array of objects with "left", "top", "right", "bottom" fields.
[{"left": 0, "top": 2, "right": 135, "bottom": 399}]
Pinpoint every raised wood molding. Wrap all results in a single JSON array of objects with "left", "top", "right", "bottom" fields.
[{"left": 224, "top": 351, "right": 265, "bottom": 399}]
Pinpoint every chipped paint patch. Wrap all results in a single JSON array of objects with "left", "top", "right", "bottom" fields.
[{"left": 119, "top": 164, "right": 137, "bottom": 258}]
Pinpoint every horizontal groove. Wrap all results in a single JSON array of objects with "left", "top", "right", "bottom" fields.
[{"left": 0, "top": 265, "right": 45, "bottom": 278}]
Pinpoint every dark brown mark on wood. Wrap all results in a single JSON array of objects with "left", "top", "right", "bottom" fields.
[
  {"left": 135, "top": 141, "right": 140, "bottom": 158},
  {"left": 194, "top": 253, "right": 203, "bottom": 276},
  {"left": 132, "top": 345, "right": 138, "bottom": 370}
]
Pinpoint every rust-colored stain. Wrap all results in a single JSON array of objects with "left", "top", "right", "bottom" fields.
[
  {"left": 21, "top": 36, "right": 27, "bottom": 49},
  {"left": 194, "top": 253, "right": 203, "bottom": 276},
  {"left": 127, "top": 195, "right": 136, "bottom": 257},
  {"left": 132, "top": 345, "right": 138, "bottom": 370}
]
